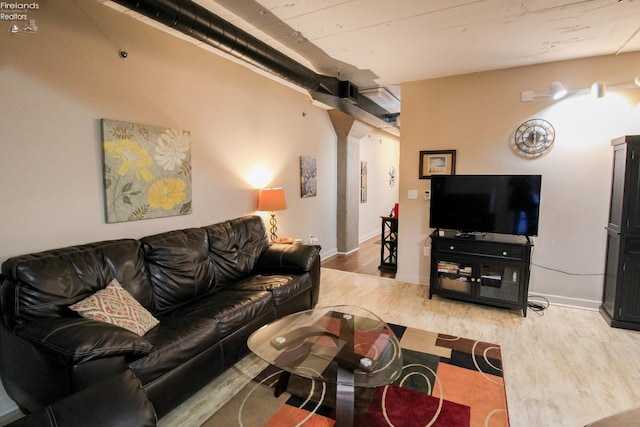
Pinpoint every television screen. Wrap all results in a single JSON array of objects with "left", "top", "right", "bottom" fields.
[{"left": 429, "top": 175, "right": 542, "bottom": 236}]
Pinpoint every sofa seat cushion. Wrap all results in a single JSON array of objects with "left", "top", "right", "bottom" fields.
[
  {"left": 227, "top": 274, "right": 311, "bottom": 306},
  {"left": 128, "top": 317, "right": 219, "bottom": 384},
  {"left": 167, "top": 290, "right": 273, "bottom": 338}
]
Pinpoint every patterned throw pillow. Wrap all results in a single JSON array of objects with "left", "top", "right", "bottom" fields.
[{"left": 69, "top": 279, "right": 159, "bottom": 336}]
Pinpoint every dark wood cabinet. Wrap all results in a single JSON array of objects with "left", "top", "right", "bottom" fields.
[
  {"left": 429, "top": 230, "right": 532, "bottom": 317},
  {"left": 601, "top": 135, "right": 640, "bottom": 330},
  {"left": 379, "top": 216, "right": 398, "bottom": 271}
]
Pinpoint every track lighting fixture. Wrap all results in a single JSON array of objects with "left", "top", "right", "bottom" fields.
[
  {"left": 550, "top": 81, "right": 567, "bottom": 100},
  {"left": 522, "top": 76, "right": 640, "bottom": 102},
  {"left": 591, "top": 81, "right": 606, "bottom": 98}
]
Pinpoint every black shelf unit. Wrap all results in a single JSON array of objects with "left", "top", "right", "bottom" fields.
[
  {"left": 601, "top": 135, "right": 640, "bottom": 331},
  {"left": 379, "top": 216, "right": 398, "bottom": 271},
  {"left": 429, "top": 230, "right": 533, "bottom": 317}
]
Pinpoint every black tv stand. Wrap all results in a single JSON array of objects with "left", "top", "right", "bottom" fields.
[
  {"left": 455, "top": 231, "right": 486, "bottom": 239},
  {"left": 429, "top": 229, "right": 533, "bottom": 316}
]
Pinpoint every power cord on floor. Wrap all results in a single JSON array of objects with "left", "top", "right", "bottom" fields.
[
  {"left": 532, "top": 263, "right": 604, "bottom": 277},
  {"left": 527, "top": 295, "right": 550, "bottom": 316}
]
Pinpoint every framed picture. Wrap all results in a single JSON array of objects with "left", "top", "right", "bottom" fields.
[
  {"left": 299, "top": 156, "right": 317, "bottom": 198},
  {"left": 419, "top": 150, "right": 456, "bottom": 179},
  {"left": 360, "top": 161, "right": 367, "bottom": 203},
  {"left": 101, "top": 119, "right": 192, "bottom": 223}
]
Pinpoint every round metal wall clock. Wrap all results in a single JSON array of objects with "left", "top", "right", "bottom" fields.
[{"left": 514, "top": 118, "right": 555, "bottom": 156}]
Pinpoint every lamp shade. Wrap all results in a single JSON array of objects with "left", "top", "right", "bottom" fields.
[{"left": 258, "top": 188, "right": 287, "bottom": 212}]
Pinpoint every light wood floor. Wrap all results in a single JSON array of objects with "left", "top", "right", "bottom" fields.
[{"left": 159, "top": 268, "right": 640, "bottom": 427}]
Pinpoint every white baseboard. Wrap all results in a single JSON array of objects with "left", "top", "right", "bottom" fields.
[
  {"left": 336, "top": 247, "right": 359, "bottom": 256},
  {"left": 320, "top": 248, "right": 338, "bottom": 259},
  {"left": 321, "top": 231, "right": 378, "bottom": 260},
  {"left": 392, "top": 274, "right": 601, "bottom": 311},
  {"left": 359, "top": 230, "right": 379, "bottom": 243},
  {"left": 528, "top": 292, "right": 600, "bottom": 311}
]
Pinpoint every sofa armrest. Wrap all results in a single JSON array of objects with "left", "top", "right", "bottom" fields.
[
  {"left": 255, "top": 244, "right": 321, "bottom": 273},
  {"left": 7, "top": 369, "right": 157, "bottom": 427},
  {"left": 14, "top": 318, "right": 153, "bottom": 364}
]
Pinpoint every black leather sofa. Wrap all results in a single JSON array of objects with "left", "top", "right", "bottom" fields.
[{"left": 0, "top": 215, "right": 321, "bottom": 420}]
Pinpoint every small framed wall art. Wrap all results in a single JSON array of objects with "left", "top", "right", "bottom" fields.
[
  {"left": 299, "top": 156, "right": 317, "bottom": 198},
  {"left": 360, "top": 161, "right": 367, "bottom": 203},
  {"left": 419, "top": 150, "right": 456, "bottom": 179}
]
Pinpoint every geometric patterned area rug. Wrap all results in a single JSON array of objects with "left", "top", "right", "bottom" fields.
[{"left": 203, "top": 324, "right": 509, "bottom": 427}]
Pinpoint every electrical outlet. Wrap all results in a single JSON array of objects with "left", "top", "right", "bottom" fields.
[{"left": 423, "top": 246, "right": 430, "bottom": 256}]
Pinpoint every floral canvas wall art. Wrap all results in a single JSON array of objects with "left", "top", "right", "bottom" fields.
[{"left": 101, "top": 119, "right": 192, "bottom": 223}]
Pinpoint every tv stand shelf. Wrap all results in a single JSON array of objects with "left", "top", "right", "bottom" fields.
[{"left": 429, "top": 230, "right": 533, "bottom": 317}]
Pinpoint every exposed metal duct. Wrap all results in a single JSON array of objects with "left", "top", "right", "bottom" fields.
[{"left": 107, "top": 0, "right": 399, "bottom": 135}]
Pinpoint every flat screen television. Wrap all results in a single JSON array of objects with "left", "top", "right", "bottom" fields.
[{"left": 429, "top": 175, "right": 542, "bottom": 236}]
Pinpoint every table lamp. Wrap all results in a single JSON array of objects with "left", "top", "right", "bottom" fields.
[{"left": 257, "top": 188, "right": 287, "bottom": 241}]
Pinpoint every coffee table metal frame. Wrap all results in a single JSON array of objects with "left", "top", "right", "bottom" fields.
[{"left": 247, "top": 305, "right": 403, "bottom": 427}]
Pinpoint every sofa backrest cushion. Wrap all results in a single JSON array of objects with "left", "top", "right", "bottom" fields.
[
  {"left": 0, "top": 239, "right": 152, "bottom": 327},
  {"left": 204, "top": 216, "right": 270, "bottom": 284},
  {"left": 141, "top": 227, "right": 216, "bottom": 313}
]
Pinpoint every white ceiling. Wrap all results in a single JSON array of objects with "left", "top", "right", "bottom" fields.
[{"left": 194, "top": 0, "right": 640, "bottom": 100}]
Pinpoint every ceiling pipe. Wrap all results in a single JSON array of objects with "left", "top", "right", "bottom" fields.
[{"left": 108, "top": 0, "right": 398, "bottom": 135}]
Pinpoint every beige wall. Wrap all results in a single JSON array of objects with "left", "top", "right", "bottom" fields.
[
  {"left": 398, "top": 52, "right": 640, "bottom": 308},
  {"left": 359, "top": 131, "right": 400, "bottom": 242},
  {"left": 0, "top": 0, "right": 341, "bottom": 264}
]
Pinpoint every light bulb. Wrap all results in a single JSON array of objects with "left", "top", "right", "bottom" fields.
[
  {"left": 591, "top": 81, "right": 606, "bottom": 98},
  {"left": 550, "top": 81, "right": 567, "bottom": 100}
]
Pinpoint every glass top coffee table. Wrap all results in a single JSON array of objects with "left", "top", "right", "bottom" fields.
[{"left": 247, "top": 305, "right": 402, "bottom": 427}]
